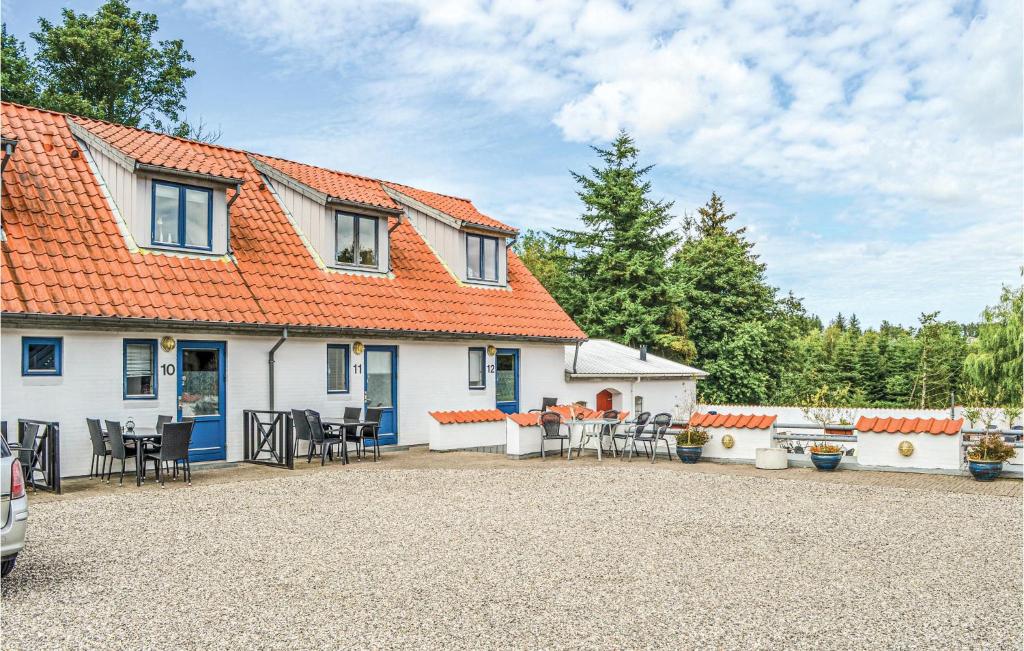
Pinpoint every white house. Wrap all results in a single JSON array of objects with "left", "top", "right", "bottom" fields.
[{"left": 0, "top": 102, "right": 587, "bottom": 477}]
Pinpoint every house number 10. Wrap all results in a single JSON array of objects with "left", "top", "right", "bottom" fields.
[{"left": 161, "top": 363, "right": 175, "bottom": 376}]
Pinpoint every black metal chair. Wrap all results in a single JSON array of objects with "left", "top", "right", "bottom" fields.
[
  {"left": 16, "top": 423, "right": 40, "bottom": 491},
  {"left": 342, "top": 407, "right": 364, "bottom": 459},
  {"left": 104, "top": 420, "right": 137, "bottom": 485},
  {"left": 146, "top": 421, "right": 194, "bottom": 486},
  {"left": 359, "top": 408, "right": 383, "bottom": 462},
  {"left": 540, "top": 411, "right": 572, "bottom": 459},
  {"left": 614, "top": 411, "right": 651, "bottom": 458},
  {"left": 86, "top": 418, "right": 112, "bottom": 480},
  {"left": 529, "top": 397, "right": 559, "bottom": 414},
  {"left": 292, "top": 409, "right": 313, "bottom": 460},
  {"left": 304, "top": 410, "right": 344, "bottom": 466},
  {"left": 624, "top": 412, "right": 674, "bottom": 463}
]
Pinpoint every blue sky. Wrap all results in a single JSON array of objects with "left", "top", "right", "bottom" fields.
[{"left": 4, "top": 0, "right": 1021, "bottom": 326}]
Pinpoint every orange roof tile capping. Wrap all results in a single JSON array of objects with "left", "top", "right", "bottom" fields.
[
  {"left": 855, "top": 417, "right": 962, "bottom": 435},
  {"left": 689, "top": 413, "right": 777, "bottom": 429},
  {"left": 429, "top": 409, "right": 508, "bottom": 425},
  {"left": 0, "top": 102, "right": 583, "bottom": 341}
]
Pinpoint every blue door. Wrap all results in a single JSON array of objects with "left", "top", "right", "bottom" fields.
[
  {"left": 364, "top": 345, "right": 398, "bottom": 446},
  {"left": 495, "top": 348, "right": 519, "bottom": 414},
  {"left": 177, "top": 341, "right": 227, "bottom": 462}
]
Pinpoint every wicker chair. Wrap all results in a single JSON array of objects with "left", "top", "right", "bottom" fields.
[
  {"left": 623, "top": 412, "right": 674, "bottom": 463},
  {"left": 613, "top": 411, "right": 650, "bottom": 457},
  {"left": 540, "top": 411, "right": 572, "bottom": 459},
  {"left": 145, "top": 421, "right": 195, "bottom": 486}
]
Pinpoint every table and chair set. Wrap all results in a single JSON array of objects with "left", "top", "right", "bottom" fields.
[
  {"left": 291, "top": 408, "right": 382, "bottom": 466},
  {"left": 534, "top": 405, "right": 678, "bottom": 463},
  {"left": 84, "top": 416, "right": 196, "bottom": 487}
]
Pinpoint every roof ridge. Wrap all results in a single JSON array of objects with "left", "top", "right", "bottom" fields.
[
  {"left": 382, "top": 180, "right": 473, "bottom": 204},
  {"left": 251, "top": 152, "right": 386, "bottom": 186}
]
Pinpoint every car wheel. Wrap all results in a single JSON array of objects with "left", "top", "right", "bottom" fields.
[{"left": 1, "top": 556, "right": 16, "bottom": 578}]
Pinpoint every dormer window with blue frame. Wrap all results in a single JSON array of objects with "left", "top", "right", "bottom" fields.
[
  {"left": 466, "top": 233, "right": 499, "bottom": 282},
  {"left": 152, "top": 180, "right": 213, "bottom": 250}
]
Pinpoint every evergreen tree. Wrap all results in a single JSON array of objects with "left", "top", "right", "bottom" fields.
[
  {"left": 854, "top": 331, "right": 886, "bottom": 404},
  {"left": 552, "top": 132, "right": 694, "bottom": 360}
]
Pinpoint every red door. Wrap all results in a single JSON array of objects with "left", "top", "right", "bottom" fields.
[{"left": 596, "top": 389, "right": 613, "bottom": 412}]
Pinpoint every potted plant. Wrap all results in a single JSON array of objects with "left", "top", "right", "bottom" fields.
[
  {"left": 801, "top": 387, "right": 855, "bottom": 436},
  {"left": 807, "top": 442, "right": 845, "bottom": 471},
  {"left": 966, "top": 434, "right": 1015, "bottom": 481},
  {"left": 675, "top": 427, "right": 710, "bottom": 463}
]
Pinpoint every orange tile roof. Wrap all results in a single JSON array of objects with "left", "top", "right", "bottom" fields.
[
  {"left": 689, "top": 413, "right": 777, "bottom": 429},
  {"left": 429, "top": 409, "right": 508, "bottom": 425},
  {"left": 383, "top": 181, "right": 517, "bottom": 233},
  {"left": 506, "top": 406, "right": 629, "bottom": 427},
  {"left": 855, "top": 417, "right": 962, "bottom": 435},
  {"left": 253, "top": 154, "right": 399, "bottom": 211},
  {"left": 0, "top": 103, "right": 584, "bottom": 341}
]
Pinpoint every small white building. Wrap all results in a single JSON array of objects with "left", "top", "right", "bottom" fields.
[
  {"left": 0, "top": 102, "right": 586, "bottom": 478},
  {"left": 561, "top": 339, "right": 706, "bottom": 417}
]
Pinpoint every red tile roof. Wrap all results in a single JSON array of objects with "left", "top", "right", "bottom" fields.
[
  {"left": 383, "top": 181, "right": 517, "bottom": 233},
  {"left": 506, "top": 407, "right": 629, "bottom": 427},
  {"left": 429, "top": 409, "right": 508, "bottom": 425},
  {"left": 855, "top": 417, "right": 962, "bottom": 435},
  {"left": 0, "top": 103, "right": 583, "bottom": 340},
  {"left": 253, "top": 154, "right": 399, "bottom": 211},
  {"left": 508, "top": 413, "right": 540, "bottom": 427},
  {"left": 689, "top": 413, "right": 777, "bottom": 429}
]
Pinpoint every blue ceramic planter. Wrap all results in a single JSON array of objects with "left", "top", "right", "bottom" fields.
[
  {"left": 968, "top": 460, "right": 1003, "bottom": 482},
  {"left": 810, "top": 451, "right": 843, "bottom": 471},
  {"left": 676, "top": 446, "right": 703, "bottom": 464}
]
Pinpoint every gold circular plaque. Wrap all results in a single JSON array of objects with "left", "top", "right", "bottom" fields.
[
  {"left": 898, "top": 440, "right": 914, "bottom": 457},
  {"left": 160, "top": 336, "right": 176, "bottom": 352},
  {"left": 722, "top": 434, "right": 735, "bottom": 449}
]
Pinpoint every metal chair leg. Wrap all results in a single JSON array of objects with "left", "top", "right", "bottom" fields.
[{"left": 119, "top": 458, "right": 126, "bottom": 486}]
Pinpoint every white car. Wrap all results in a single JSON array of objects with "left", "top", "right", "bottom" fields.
[{"left": 1, "top": 438, "right": 29, "bottom": 577}]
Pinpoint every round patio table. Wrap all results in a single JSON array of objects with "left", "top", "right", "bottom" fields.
[{"left": 566, "top": 419, "right": 621, "bottom": 460}]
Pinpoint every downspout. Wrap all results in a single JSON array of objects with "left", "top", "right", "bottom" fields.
[
  {"left": 226, "top": 182, "right": 242, "bottom": 255},
  {"left": 572, "top": 341, "right": 581, "bottom": 374},
  {"left": 268, "top": 328, "right": 288, "bottom": 411},
  {"left": 386, "top": 211, "right": 403, "bottom": 273}
]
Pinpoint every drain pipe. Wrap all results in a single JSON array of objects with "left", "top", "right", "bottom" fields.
[
  {"left": 268, "top": 328, "right": 288, "bottom": 411},
  {"left": 572, "top": 341, "right": 581, "bottom": 374}
]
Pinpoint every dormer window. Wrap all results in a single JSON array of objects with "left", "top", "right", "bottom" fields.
[
  {"left": 466, "top": 233, "right": 499, "bottom": 282},
  {"left": 335, "top": 212, "right": 379, "bottom": 267},
  {"left": 152, "top": 180, "right": 213, "bottom": 250}
]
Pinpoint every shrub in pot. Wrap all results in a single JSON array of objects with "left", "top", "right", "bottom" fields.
[
  {"left": 966, "top": 434, "right": 1015, "bottom": 481},
  {"left": 675, "top": 427, "right": 710, "bottom": 464},
  {"left": 808, "top": 442, "right": 844, "bottom": 471}
]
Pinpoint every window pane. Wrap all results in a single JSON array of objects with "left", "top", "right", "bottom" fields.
[
  {"left": 357, "top": 216, "right": 377, "bottom": 266},
  {"left": 468, "top": 349, "right": 485, "bottom": 388},
  {"left": 125, "top": 342, "right": 155, "bottom": 396},
  {"left": 327, "top": 345, "right": 348, "bottom": 392},
  {"left": 483, "top": 237, "right": 498, "bottom": 280},
  {"left": 154, "top": 184, "right": 180, "bottom": 244},
  {"left": 366, "top": 350, "right": 394, "bottom": 408},
  {"left": 495, "top": 353, "right": 516, "bottom": 402},
  {"left": 181, "top": 349, "right": 219, "bottom": 417},
  {"left": 184, "top": 188, "right": 210, "bottom": 248},
  {"left": 467, "top": 235, "right": 481, "bottom": 279},
  {"left": 27, "top": 343, "right": 56, "bottom": 372},
  {"left": 336, "top": 214, "right": 355, "bottom": 264}
]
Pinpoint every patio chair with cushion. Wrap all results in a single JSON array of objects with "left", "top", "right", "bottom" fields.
[
  {"left": 613, "top": 411, "right": 650, "bottom": 457},
  {"left": 292, "top": 409, "right": 312, "bottom": 459},
  {"left": 359, "top": 408, "right": 383, "bottom": 462},
  {"left": 145, "top": 421, "right": 194, "bottom": 486},
  {"left": 86, "top": 418, "right": 112, "bottom": 480},
  {"left": 540, "top": 411, "right": 572, "bottom": 459},
  {"left": 623, "top": 412, "right": 674, "bottom": 463},
  {"left": 304, "top": 410, "right": 344, "bottom": 466}
]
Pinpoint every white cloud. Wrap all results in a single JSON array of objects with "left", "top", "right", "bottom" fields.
[{"left": 178, "top": 0, "right": 1022, "bottom": 323}]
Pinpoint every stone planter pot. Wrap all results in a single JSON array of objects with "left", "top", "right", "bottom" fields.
[
  {"left": 676, "top": 445, "right": 703, "bottom": 464},
  {"left": 967, "top": 459, "right": 1003, "bottom": 482},
  {"left": 810, "top": 451, "right": 843, "bottom": 471}
]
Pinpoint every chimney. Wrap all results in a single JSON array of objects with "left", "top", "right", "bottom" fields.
[{"left": 639, "top": 345, "right": 647, "bottom": 361}]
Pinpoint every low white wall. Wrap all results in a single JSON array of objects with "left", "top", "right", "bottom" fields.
[
  {"left": 562, "top": 377, "right": 697, "bottom": 419},
  {"left": 856, "top": 432, "right": 963, "bottom": 471},
  {"left": 700, "top": 426, "right": 774, "bottom": 461},
  {"left": 428, "top": 419, "right": 506, "bottom": 451}
]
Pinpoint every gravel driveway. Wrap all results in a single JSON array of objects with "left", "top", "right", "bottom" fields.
[{"left": 2, "top": 467, "right": 1021, "bottom": 649}]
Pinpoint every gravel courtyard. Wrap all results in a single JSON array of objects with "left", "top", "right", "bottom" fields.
[{"left": 2, "top": 465, "right": 1021, "bottom": 650}]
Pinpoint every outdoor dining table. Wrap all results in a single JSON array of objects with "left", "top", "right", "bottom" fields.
[
  {"left": 566, "top": 418, "right": 621, "bottom": 461},
  {"left": 122, "top": 427, "right": 160, "bottom": 486},
  {"left": 321, "top": 419, "right": 379, "bottom": 464}
]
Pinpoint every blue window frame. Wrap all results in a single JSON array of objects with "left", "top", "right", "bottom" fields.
[
  {"left": 468, "top": 347, "right": 486, "bottom": 390},
  {"left": 21, "top": 337, "right": 62, "bottom": 376},
  {"left": 151, "top": 180, "right": 213, "bottom": 250},
  {"left": 466, "top": 233, "right": 499, "bottom": 282},
  {"left": 123, "top": 339, "right": 158, "bottom": 400},
  {"left": 327, "top": 344, "right": 350, "bottom": 393},
  {"left": 335, "top": 212, "right": 379, "bottom": 268}
]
